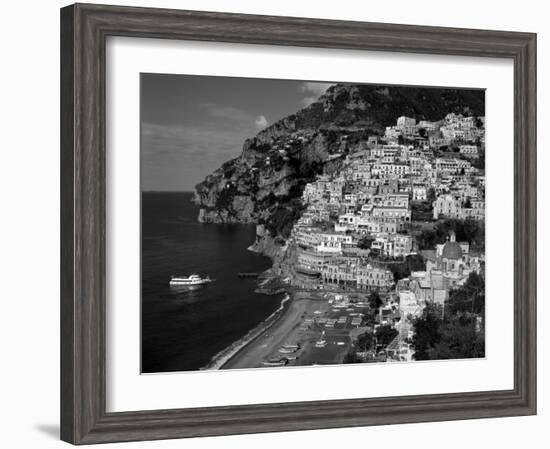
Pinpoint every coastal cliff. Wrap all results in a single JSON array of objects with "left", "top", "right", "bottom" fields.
[{"left": 193, "top": 83, "right": 484, "bottom": 256}]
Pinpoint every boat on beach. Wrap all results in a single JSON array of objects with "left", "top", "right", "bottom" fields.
[
  {"left": 278, "top": 347, "right": 298, "bottom": 354},
  {"left": 169, "top": 274, "right": 213, "bottom": 287},
  {"left": 262, "top": 357, "right": 289, "bottom": 367},
  {"left": 315, "top": 331, "right": 328, "bottom": 348}
]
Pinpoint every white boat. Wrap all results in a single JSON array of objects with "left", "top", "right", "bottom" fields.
[
  {"left": 169, "top": 274, "right": 213, "bottom": 287},
  {"left": 262, "top": 357, "right": 288, "bottom": 367},
  {"left": 278, "top": 347, "right": 297, "bottom": 354},
  {"left": 315, "top": 331, "right": 327, "bottom": 348},
  {"left": 262, "top": 361, "right": 287, "bottom": 367}
]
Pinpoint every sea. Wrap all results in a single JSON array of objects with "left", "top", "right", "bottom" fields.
[{"left": 141, "top": 191, "right": 283, "bottom": 373}]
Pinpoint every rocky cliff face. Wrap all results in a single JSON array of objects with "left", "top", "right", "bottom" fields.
[{"left": 193, "top": 84, "right": 484, "bottom": 241}]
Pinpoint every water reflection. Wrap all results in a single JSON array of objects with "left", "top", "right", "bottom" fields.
[{"left": 168, "top": 284, "right": 207, "bottom": 302}]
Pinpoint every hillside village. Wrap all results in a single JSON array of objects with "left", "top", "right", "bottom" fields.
[
  {"left": 194, "top": 84, "right": 487, "bottom": 368},
  {"left": 261, "top": 112, "right": 486, "bottom": 364}
]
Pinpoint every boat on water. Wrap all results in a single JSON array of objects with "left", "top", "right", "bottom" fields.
[
  {"left": 237, "top": 272, "right": 260, "bottom": 278},
  {"left": 169, "top": 274, "right": 213, "bottom": 287}
]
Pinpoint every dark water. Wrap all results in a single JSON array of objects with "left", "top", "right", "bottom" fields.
[{"left": 141, "top": 192, "right": 282, "bottom": 373}]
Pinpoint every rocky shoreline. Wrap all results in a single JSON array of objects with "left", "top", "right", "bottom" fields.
[{"left": 199, "top": 222, "right": 295, "bottom": 370}]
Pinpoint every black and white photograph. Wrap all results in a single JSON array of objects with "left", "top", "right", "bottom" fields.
[{"left": 141, "top": 75, "right": 486, "bottom": 373}]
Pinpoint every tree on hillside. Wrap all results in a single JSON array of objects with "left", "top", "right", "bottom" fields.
[
  {"left": 264, "top": 199, "right": 307, "bottom": 238},
  {"left": 388, "top": 254, "right": 426, "bottom": 282},
  {"left": 356, "top": 331, "right": 374, "bottom": 351},
  {"left": 343, "top": 331, "right": 374, "bottom": 364},
  {"left": 412, "top": 274, "right": 485, "bottom": 360},
  {"left": 357, "top": 236, "right": 375, "bottom": 250},
  {"left": 427, "top": 187, "right": 437, "bottom": 204},
  {"left": 427, "top": 317, "right": 485, "bottom": 360},
  {"left": 368, "top": 291, "right": 383, "bottom": 310},
  {"left": 416, "top": 218, "right": 485, "bottom": 251},
  {"left": 446, "top": 272, "right": 485, "bottom": 316},
  {"left": 343, "top": 351, "right": 362, "bottom": 364},
  {"left": 376, "top": 324, "right": 399, "bottom": 347},
  {"left": 411, "top": 303, "right": 443, "bottom": 360}
]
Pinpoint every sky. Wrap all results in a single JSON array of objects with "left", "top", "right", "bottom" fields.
[{"left": 141, "top": 74, "right": 334, "bottom": 191}]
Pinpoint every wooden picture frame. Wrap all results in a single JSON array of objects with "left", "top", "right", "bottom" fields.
[{"left": 60, "top": 3, "right": 536, "bottom": 444}]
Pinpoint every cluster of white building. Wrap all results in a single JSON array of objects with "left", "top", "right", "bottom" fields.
[
  {"left": 440, "top": 113, "right": 485, "bottom": 143},
  {"left": 286, "top": 113, "right": 484, "bottom": 298},
  {"left": 271, "top": 112, "right": 486, "bottom": 363},
  {"left": 432, "top": 194, "right": 485, "bottom": 220},
  {"left": 383, "top": 115, "right": 486, "bottom": 222},
  {"left": 385, "top": 113, "right": 484, "bottom": 149}
]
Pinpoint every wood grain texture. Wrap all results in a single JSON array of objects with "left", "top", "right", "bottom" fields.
[
  {"left": 60, "top": 5, "right": 75, "bottom": 443},
  {"left": 60, "top": 3, "right": 537, "bottom": 445}
]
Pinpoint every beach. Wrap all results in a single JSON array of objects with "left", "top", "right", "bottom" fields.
[{"left": 221, "top": 290, "right": 367, "bottom": 370}]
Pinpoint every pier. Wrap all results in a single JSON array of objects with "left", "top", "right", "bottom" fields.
[{"left": 237, "top": 272, "right": 260, "bottom": 278}]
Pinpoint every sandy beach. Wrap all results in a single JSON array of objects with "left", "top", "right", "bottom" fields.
[{"left": 222, "top": 290, "right": 364, "bottom": 370}]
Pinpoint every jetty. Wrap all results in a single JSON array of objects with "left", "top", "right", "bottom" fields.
[{"left": 237, "top": 272, "right": 260, "bottom": 278}]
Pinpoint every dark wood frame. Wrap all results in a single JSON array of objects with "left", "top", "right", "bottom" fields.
[{"left": 60, "top": 2, "right": 537, "bottom": 445}]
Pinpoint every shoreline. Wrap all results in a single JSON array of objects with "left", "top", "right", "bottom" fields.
[
  {"left": 197, "top": 230, "right": 353, "bottom": 370},
  {"left": 200, "top": 226, "right": 288, "bottom": 370},
  {"left": 221, "top": 289, "right": 346, "bottom": 370},
  {"left": 201, "top": 292, "right": 291, "bottom": 370}
]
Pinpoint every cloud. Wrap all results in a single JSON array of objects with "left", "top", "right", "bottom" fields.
[
  {"left": 299, "top": 82, "right": 334, "bottom": 107},
  {"left": 141, "top": 122, "right": 252, "bottom": 190},
  {"left": 300, "top": 96, "right": 319, "bottom": 107},
  {"left": 198, "top": 102, "right": 268, "bottom": 131},
  {"left": 255, "top": 115, "right": 268, "bottom": 130},
  {"left": 198, "top": 102, "right": 253, "bottom": 123},
  {"left": 300, "top": 82, "right": 333, "bottom": 96},
  {"left": 141, "top": 122, "right": 245, "bottom": 158}
]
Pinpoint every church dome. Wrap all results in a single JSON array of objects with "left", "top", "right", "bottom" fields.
[{"left": 442, "top": 241, "right": 462, "bottom": 260}]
